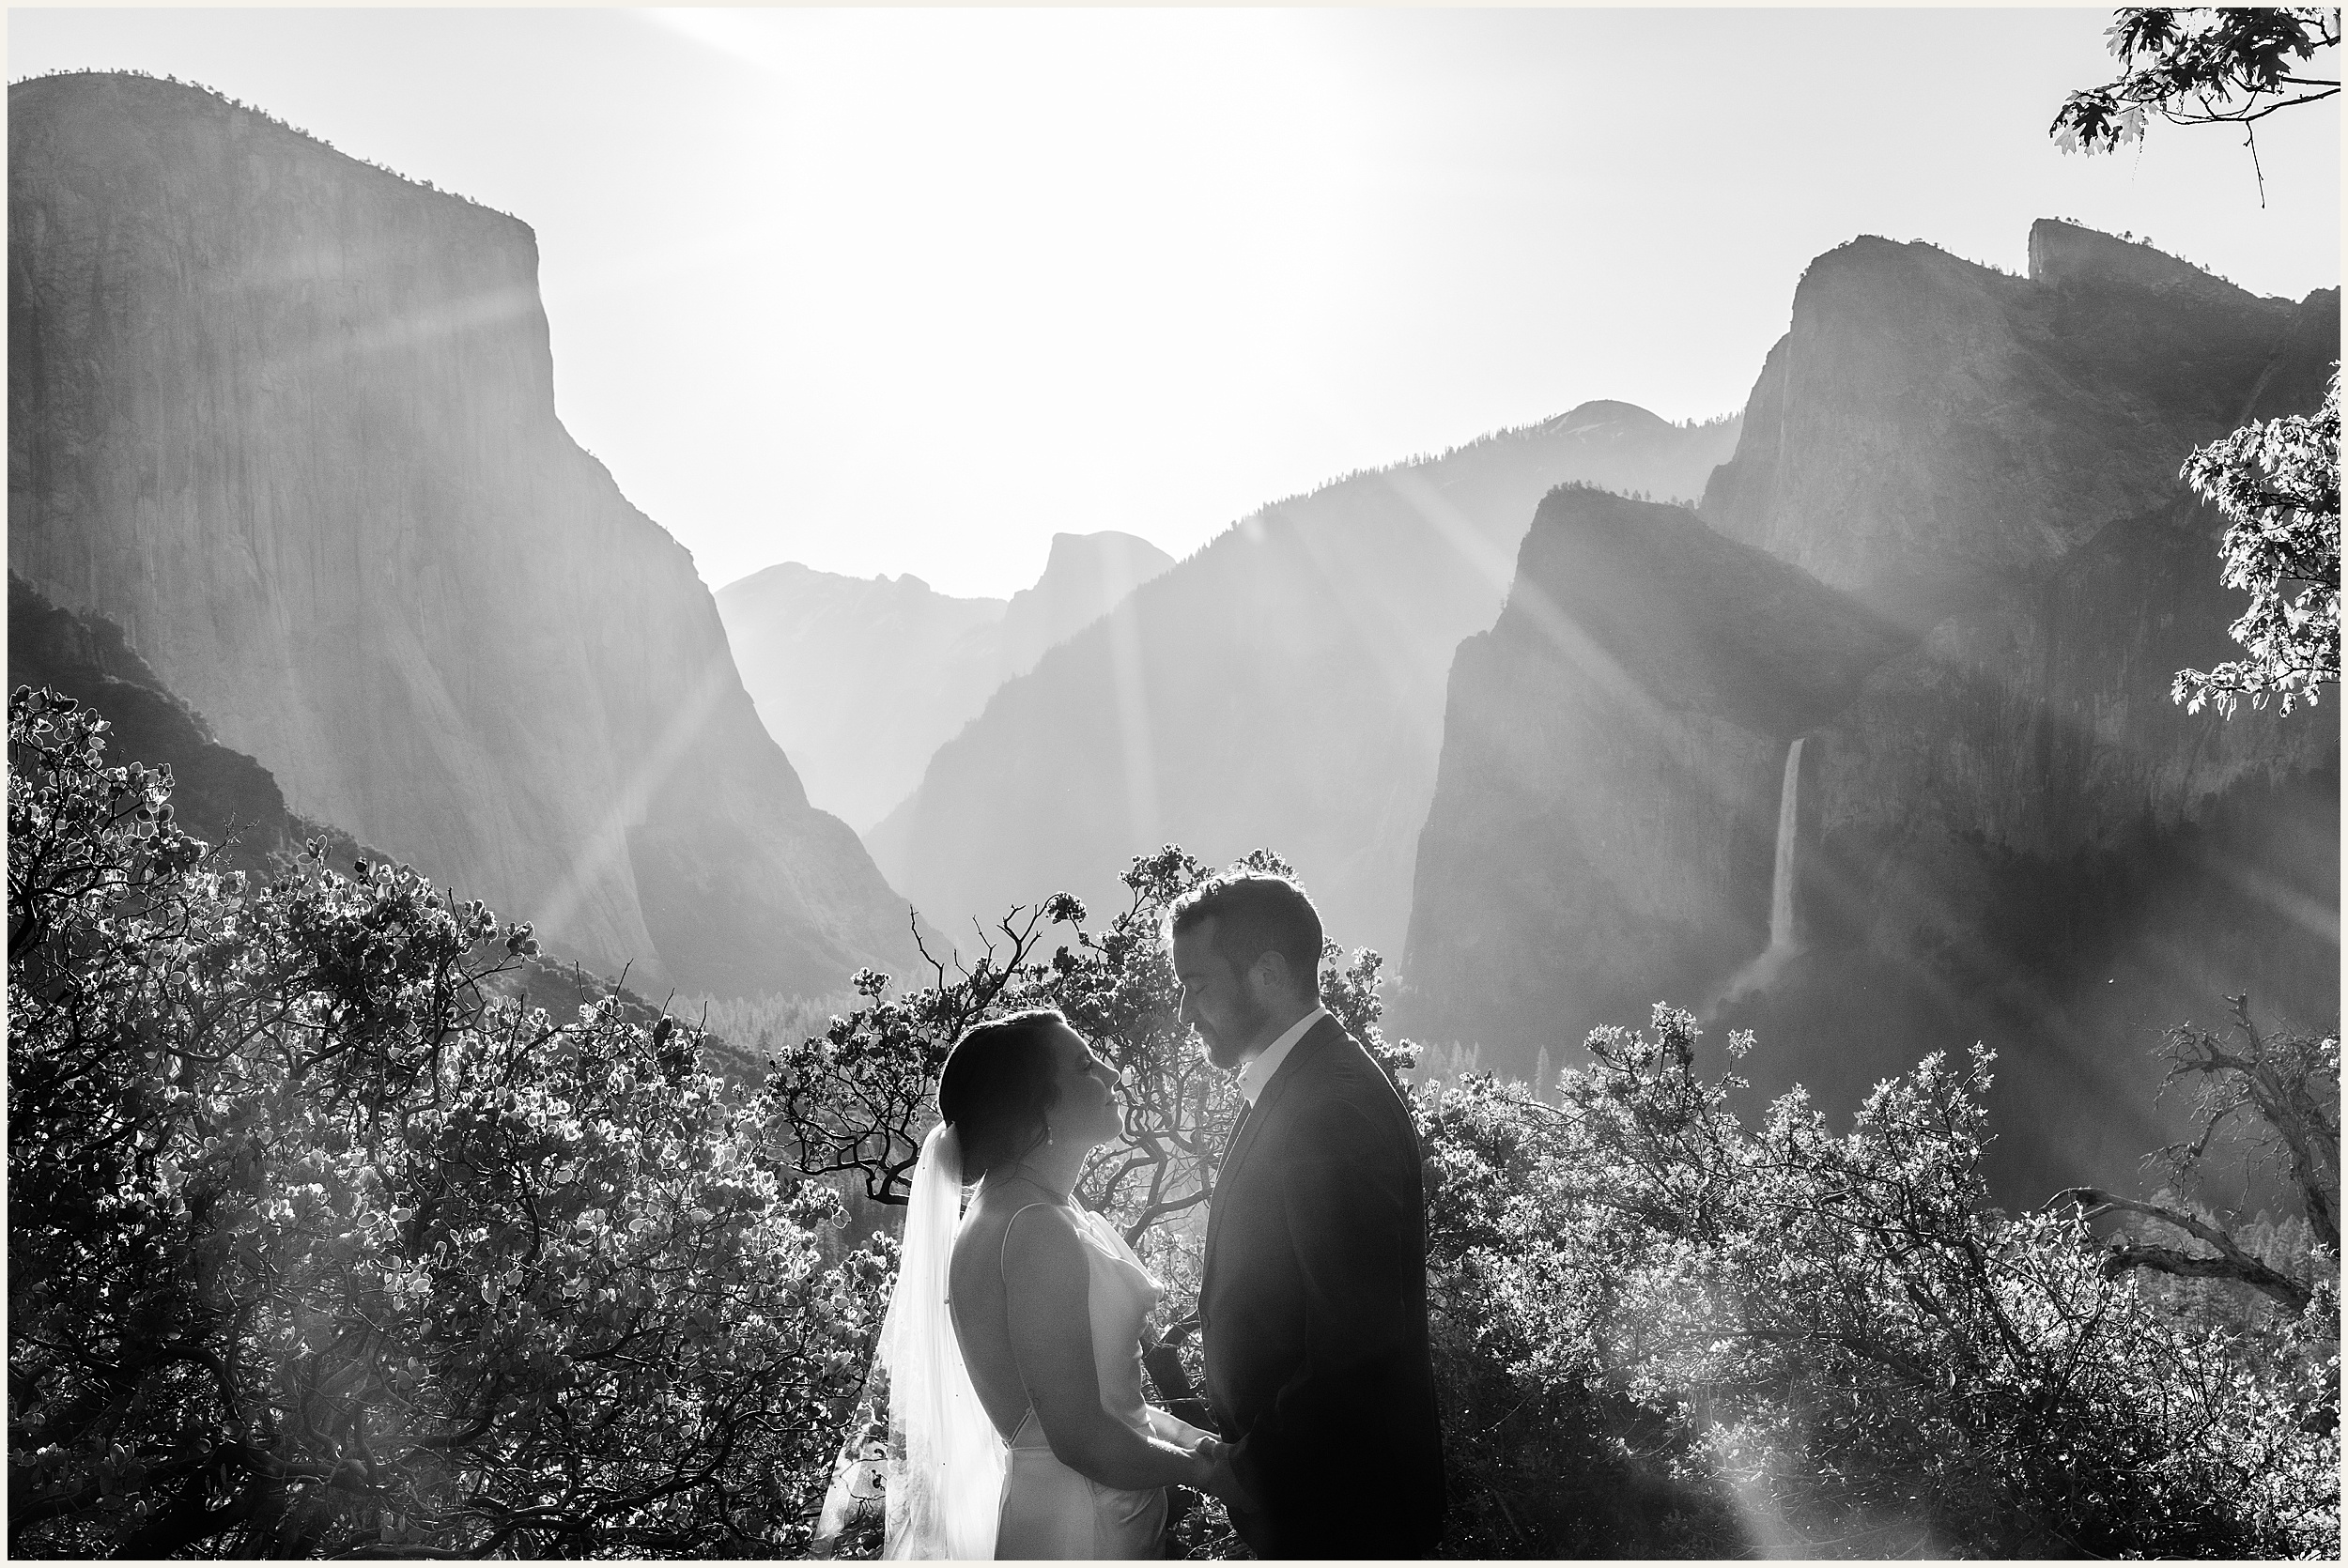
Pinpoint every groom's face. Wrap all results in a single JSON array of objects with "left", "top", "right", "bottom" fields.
[{"left": 1171, "top": 920, "right": 1274, "bottom": 1071}]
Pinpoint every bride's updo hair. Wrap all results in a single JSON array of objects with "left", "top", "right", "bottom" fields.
[{"left": 937, "top": 1008, "right": 1073, "bottom": 1183}]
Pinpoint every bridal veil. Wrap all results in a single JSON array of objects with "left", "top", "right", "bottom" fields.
[{"left": 816, "top": 1121, "right": 1005, "bottom": 1560}]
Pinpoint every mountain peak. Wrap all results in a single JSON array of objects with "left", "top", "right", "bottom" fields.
[
  {"left": 11, "top": 69, "right": 519, "bottom": 227},
  {"left": 9, "top": 69, "right": 917, "bottom": 994},
  {"left": 2027, "top": 217, "right": 2254, "bottom": 301},
  {"left": 1544, "top": 400, "right": 1671, "bottom": 438},
  {"left": 1037, "top": 530, "right": 1172, "bottom": 576},
  {"left": 999, "top": 530, "right": 1176, "bottom": 676}
]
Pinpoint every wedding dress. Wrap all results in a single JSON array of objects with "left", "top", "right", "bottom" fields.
[
  {"left": 990, "top": 1203, "right": 1209, "bottom": 1558},
  {"left": 816, "top": 1124, "right": 1204, "bottom": 1560}
]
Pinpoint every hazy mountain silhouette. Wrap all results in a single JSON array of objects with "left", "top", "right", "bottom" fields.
[
  {"left": 9, "top": 570, "right": 375, "bottom": 877},
  {"left": 718, "top": 530, "right": 1172, "bottom": 829},
  {"left": 991, "top": 531, "right": 1179, "bottom": 689},
  {"left": 1403, "top": 222, "right": 2339, "bottom": 1201},
  {"left": 8, "top": 72, "right": 917, "bottom": 997},
  {"left": 867, "top": 403, "right": 1741, "bottom": 959}
]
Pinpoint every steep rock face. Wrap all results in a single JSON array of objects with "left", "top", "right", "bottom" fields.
[
  {"left": 1403, "top": 488, "right": 1908, "bottom": 1050},
  {"left": 868, "top": 404, "right": 1742, "bottom": 960},
  {"left": 716, "top": 530, "right": 1171, "bottom": 829},
  {"left": 1701, "top": 223, "right": 2300, "bottom": 628},
  {"left": 8, "top": 72, "right": 914, "bottom": 996},
  {"left": 1405, "top": 222, "right": 2338, "bottom": 1199}
]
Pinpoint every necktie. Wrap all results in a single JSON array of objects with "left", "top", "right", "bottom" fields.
[{"left": 1220, "top": 1097, "right": 1253, "bottom": 1175}]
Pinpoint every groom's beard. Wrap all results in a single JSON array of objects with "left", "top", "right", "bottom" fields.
[{"left": 1199, "top": 992, "right": 1274, "bottom": 1071}]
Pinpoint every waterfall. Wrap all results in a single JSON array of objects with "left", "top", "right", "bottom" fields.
[
  {"left": 1767, "top": 737, "right": 1804, "bottom": 952},
  {"left": 1712, "top": 735, "right": 1805, "bottom": 1010}
]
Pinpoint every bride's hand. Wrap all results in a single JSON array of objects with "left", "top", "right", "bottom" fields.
[{"left": 1186, "top": 1437, "right": 1258, "bottom": 1512}]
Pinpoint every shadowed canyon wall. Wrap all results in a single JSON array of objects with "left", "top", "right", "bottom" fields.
[
  {"left": 718, "top": 530, "right": 1172, "bottom": 830},
  {"left": 867, "top": 403, "right": 1742, "bottom": 961},
  {"left": 8, "top": 72, "right": 916, "bottom": 996},
  {"left": 1404, "top": 223, "right": 2339, "bottom": 1200},
  {"left": 1402, "top": 487, "right": 1909, "bottom": 1057},
  {"left": 8, "top": 569, "right": 374, "bottom": 878}
]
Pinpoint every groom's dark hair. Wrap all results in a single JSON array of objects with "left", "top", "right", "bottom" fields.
[
  {"left": 1167, "top": 871, "right": 1323, "bottom": 1003},
  {"left": 938, "top": 1008, "right": 1072, "bottom": 1182}
]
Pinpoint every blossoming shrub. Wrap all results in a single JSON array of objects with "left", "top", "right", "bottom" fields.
[
  {"left": 1417, "top": 1007, "right": 2339, "bottom": 1557},
  {"left": 8, "top": 687, "right": 883, "bottom": 1557}
]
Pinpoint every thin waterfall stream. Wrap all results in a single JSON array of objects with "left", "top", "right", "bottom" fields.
[
  {"left": 1767, "top": 736, "right": 1804, "bottom": 952},
  {"left": 1715, "top": 735, "right": 1804, "bottom": 1007}
]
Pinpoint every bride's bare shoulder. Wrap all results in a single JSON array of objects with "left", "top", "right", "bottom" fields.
[
  {"left": 954, "top": 1191, "right": 1071, "bottom": 1268},
  {"left": 965, "top": 1192, "right": 1084, "bottom": 1269}
]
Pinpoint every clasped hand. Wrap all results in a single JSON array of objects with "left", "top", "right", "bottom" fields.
[{"left": 1183, "top": 1435, "right": 1259, "bottom": 1513}]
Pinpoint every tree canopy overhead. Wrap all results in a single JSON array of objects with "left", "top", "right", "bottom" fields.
[{"left": 2051, "top": 8, "right": 2340, "bottom": 159}]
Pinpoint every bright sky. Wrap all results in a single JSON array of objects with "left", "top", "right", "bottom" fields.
[{"left": 7, "top": 6, "right": 2339, "bottom": 599}]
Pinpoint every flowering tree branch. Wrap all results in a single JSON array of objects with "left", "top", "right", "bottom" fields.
[{"left": 2173, "top": 367, "right": 2340, "bottom": 717}]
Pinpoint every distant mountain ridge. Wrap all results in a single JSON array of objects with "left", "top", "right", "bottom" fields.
[
  {"left": 717, "top": 530, "right": 1172, "bottom": 829},
  {"left": 1403, "top": 221, "right": 2339, "bottom": 1200},
  {"left": 867, "top": 400, "right": 1742, "bottom": 961},
  {"left": 8, "top": 71, "right": 916, "bottom": 996}
]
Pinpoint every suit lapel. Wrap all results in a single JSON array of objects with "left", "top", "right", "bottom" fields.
[{"left": 1203, "top": 1019, "right": 1338, "bottom": 1282}]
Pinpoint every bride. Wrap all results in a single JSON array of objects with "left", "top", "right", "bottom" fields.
[{"left": 824, "top": 1008, "right": 1237, "bottom": 1559}]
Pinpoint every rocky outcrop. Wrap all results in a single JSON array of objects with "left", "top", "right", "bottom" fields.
[
  {"left": 1405, "top": 223, "right": 2338, "bottom": 1200},
  {"left": 867, "top": 404, "right": 1742, "bottom": 961},
  {"left": 717, "top": 530, "right": 1171, "bottom": 829},
  {"left": 8, "top": 72, "right": 916, "bottom": 997},
  {"left": 1700, "top": 223, "right": 2305, "bottom": 629}
]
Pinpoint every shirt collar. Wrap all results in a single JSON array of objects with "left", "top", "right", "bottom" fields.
[{"left": 1239, "top": 1005, "right": 1327, "bottom": 1106}]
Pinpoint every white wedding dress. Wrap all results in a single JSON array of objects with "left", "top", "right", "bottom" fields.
[
  {"left": 817, "top": 1125, "right": 1204, "bottom": 1560},
  {"left": 987, "top": 1205, "right": 1209, "bottom": 1559}
]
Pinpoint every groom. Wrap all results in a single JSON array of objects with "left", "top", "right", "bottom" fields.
[{"left": 1170, "top": 871, "right": 1445, "bottom": 1558}]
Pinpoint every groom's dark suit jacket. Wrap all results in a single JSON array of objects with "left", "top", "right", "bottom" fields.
[{"left": 1199, "top": 1014, "right": 1445, "bottom": 1557}]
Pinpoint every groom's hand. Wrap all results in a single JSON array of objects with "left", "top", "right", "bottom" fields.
[{"left": 1193, "top": 1437, "right": 1261, "bottom": 1515}]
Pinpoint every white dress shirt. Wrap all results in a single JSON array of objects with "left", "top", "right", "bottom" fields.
[{"left": 1238, "top": 1005, "right": 1328, "bottom": 1105}]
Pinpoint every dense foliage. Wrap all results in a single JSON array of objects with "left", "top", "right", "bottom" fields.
[
  {"left": 8, "top": 688, "right": 884, "bottom": 1556},
  {"left": 1423, "top": 1011, "right": 2338, "bottom": 1557},
  {"left": 10, "top": 686, "right": 2340, "bottom": 1557}
]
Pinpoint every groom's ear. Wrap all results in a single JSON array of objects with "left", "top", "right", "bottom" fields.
[{"left": 1246, "top": 948, "right": 1292, "bottom": 1002}]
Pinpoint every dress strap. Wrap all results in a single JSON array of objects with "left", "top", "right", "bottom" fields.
[{"left": 999, "top": 1200, "right": 1068, "bottom": 1283}]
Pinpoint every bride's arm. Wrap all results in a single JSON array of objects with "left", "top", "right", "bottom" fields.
[{"left": 1002, "top": 1207, "right": 1215, "bottom": 1493}]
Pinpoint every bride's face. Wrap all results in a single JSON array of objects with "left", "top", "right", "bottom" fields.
[{"left": 1043, "top": 1025, "right": 1125, "bottom": 1148}]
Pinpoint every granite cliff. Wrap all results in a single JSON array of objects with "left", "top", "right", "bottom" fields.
[
  {"left": 717, "top": 530, "right": 1171, "bottom": 829},
  {"left": 867, "top": 403, "right": 1741, "bottom": 960},
  {"left": 8, "top": 72, "right": 915, "bottom": 996},
  {"left": 1404, "top": 223, "right": 2339, "bottom": 1198},
  {"left": 1402, "top": 489, "right": 1908, "bottom": 1053}
]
